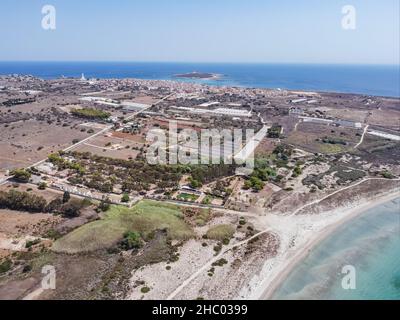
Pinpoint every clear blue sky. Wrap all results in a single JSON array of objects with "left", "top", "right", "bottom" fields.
[{"left": 0, "top": 0, "right": 399, "bottom": 64}]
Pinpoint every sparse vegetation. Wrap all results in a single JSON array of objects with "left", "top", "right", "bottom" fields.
[{"left": 206, "top": 224, "right": 235, "bottom": 241}]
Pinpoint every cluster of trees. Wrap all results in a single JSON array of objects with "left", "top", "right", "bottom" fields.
[
  {"left": 48, "top": 153, "right": 85, "bottom": 174},
  {"left": 85, "top": 174, "right": 114, "bottom": 193},
  {"left": 71, "top": 108, "right": 110, "bottom": 120},
  {"left": 209, "top": 179, "right": 232, "bottom": 198},
  {"left": 292, "top": 165, "right": 303, "bottom": 178},
  {"left": 243, "top": 158, "right": 277, "bottom": 192},
  {"left": 243, "top": 176, "right": 265, "bottom": 191},
  {"left": 51, "top": 191, "right": 93, "bottom": 217},
  {"left": 0, "top": 189, "right": 85, "bottom": 217},
  {"left": 272, "top": 144, "right": 293, "bottom": 168},
  {"left": 61, "top": 152, "right": 184, "bottom": 193},
  {"left": 54, "top": 151, "right": 237, "bottom": 196},
  {"left": 189, "top": 164, "right": 237, "bottom": 189},
  {"left": 267, "top": 124, "right": 283, "bottom": 138},
  {"left": 10, "top": 169, "right": 31, "bottom": 183},
  {"left": 0, "top": 190, "right": 47, "bottom": 213}
]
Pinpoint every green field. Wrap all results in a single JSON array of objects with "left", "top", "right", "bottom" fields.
[
  {"left": 177, "top": 193, "right": 199, "bottom": 201},
  {"left": 52, "top": 200, "right": 194, "bottom": 254}
]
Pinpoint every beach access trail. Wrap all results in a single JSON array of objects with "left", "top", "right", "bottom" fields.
[{"left": 354, "top": 124, "right": 369, "bottom": 149}]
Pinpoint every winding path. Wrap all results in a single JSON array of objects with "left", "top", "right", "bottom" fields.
[{"left": 354, "top": 124, "right": 369, "bottom": 149}]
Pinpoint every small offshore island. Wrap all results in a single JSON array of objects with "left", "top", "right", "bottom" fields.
[{"left": 174, "top": 71, "right": 220, "bottom": 80}]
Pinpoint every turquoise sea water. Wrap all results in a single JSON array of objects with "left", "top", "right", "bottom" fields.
[
  {"left": 273, "top": 198, "right": 400, "bottom": 300},
  {"left": 0, "top": 62, "right": 399, "bottom": 97}
]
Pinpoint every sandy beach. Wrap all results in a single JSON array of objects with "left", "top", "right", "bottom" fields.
[{"left": 246, "top": 190, "right": 400, "bottom": 300}]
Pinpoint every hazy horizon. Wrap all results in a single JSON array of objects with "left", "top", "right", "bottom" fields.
[{"left": 0, "top": 61, "right": 398, "bottom": 66}]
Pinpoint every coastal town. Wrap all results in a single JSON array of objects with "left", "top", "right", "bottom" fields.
[{"left": 0, "top": 74, "right": 399, "bottom": 300}]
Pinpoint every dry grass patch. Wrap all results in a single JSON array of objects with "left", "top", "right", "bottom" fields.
[{"left": 205, "top": 224, "right": 235, "bottom": 241}]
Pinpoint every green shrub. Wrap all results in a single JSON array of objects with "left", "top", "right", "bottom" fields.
[
  {"left": 141, "top": 286, "right": 150, "bottom": 294},
  {"left": 213, "top": 243, "right": 222, "bottom": 255},
  {"left": 121, "top": 193, "right": 130, "bottom": 203},
  {"left": 38, "top": 182, "right": 47, "bottom": 190},
  {"left": 202, "top": 195, "right": 212, "bottom": 205},
  {"left": 119, "top": 231, "right": 142, "bottom": 250},
  {"left": 0, "top": 259, "right": 12, "bottom": 274},
  {"left": 381, "top": 171, "right": 394, "bottom": 179},
  {"left": 63, "top": 191, "right": 71, "bottom": 203},
  {"left": 98, "top": 197, "right": 111, "bottom": 212},
  {"left": 25, "top": 239, "right": 41, "bottom": 249},
  {"left": 10, "top": 169, "right": 31, "bottom": 183},
  {"left": 22, "top": 264, "right": 32, "bottom": 273},
  {"left": 212, "top": 258, "right": 228, "bottom": 267}
]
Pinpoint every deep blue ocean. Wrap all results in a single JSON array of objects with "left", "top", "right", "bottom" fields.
[
  {"left": 273, "top": 198, "right": 400, "bottom": 300},
  {"left": 0, "top": 61, "right": 399, "bottom": 97}
]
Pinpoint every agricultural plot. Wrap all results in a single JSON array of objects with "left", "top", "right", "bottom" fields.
[{"left": 286, "top": 122, "right": 360, "bottom": 154}]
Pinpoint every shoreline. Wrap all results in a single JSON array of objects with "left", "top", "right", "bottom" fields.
[
  {"left": 1, "top": 64, "right": 399, "bottom": 98},
  {"left": 258, "top": 190, "right": 400, "bottom": 300}
]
